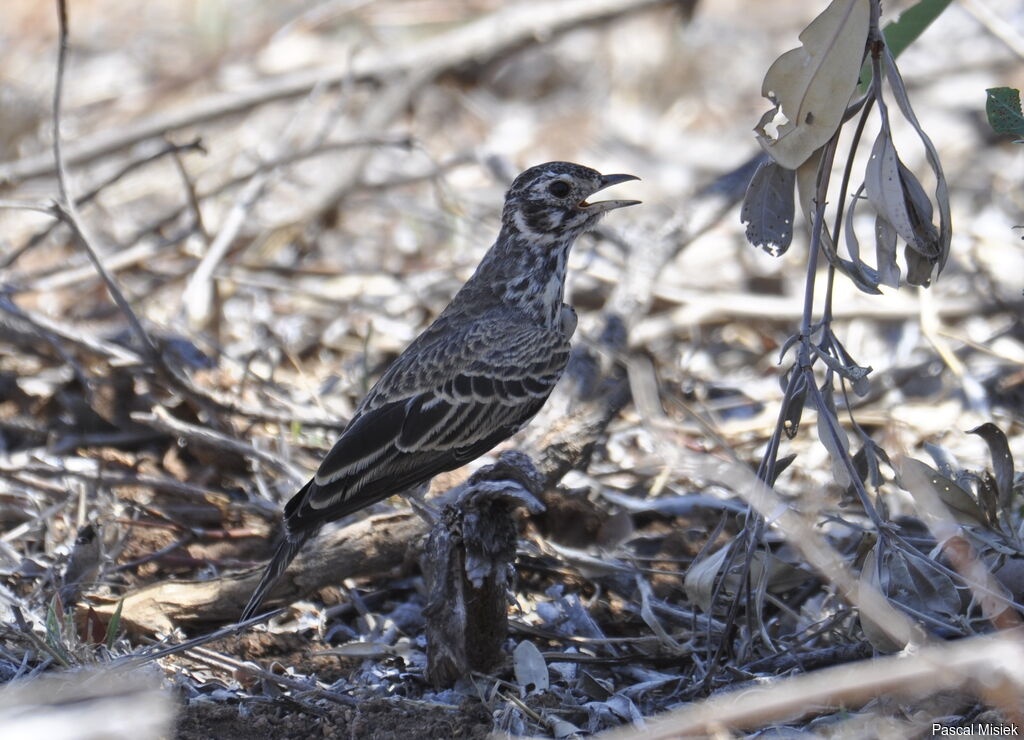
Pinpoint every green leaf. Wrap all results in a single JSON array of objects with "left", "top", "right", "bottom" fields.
[
  {"left": 858, "top": 0, "right": 954, "bottom": 91},
  {"left": 105, "top": 597, "right": 125, "bottom": 650},
  {"left": 986, "top": 87, "right": 1024, "bottom": 138},
  {"left": 881, "top": 0, "right": 954, "bottom": 58}
]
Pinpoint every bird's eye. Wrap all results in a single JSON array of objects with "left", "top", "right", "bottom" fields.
[{"left": 547, "top": 181, "right": 571, "bottom": 198}]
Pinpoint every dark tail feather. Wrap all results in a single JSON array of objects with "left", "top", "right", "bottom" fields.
[{"left": 240, "top": 529, "right": 312, "bottom": 622}]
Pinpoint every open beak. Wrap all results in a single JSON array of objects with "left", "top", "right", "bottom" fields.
[{"left": 579, "top": 173, "right": 641, "bottom": 213}]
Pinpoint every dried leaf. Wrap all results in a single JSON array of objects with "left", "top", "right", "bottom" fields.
[
  {"left": 579, "top": 670, "right": 613, "bottom": 701},
  {"left": 741, "top": 159, "right": 796, "bottom": 255},
  {"left": 859, "top": 542, "right": 963, "bottom": 652},
  {"left": 800, "top": 172, "right": 878, "bottom": 293},
  {"left": 898, "top": 159, "right": 940, "bottom": 259},
  {"left": 993, "top": 557, "right": 1024, "bottom": 603},
  {"left": 968, "top": 423, "right": 1015, "bottom": 511},
  {"left": 881, "top": 47, "right": 951, "bottom": 282},
  {"left": 887, "top": 547, "right": 962, "bottom": 622},
  {"left": 814, "top": 382, "right": 853, "bottom": 488},
  {"left": 831, "top": 336, "right": 873, "bottom": 397},
  {"left": 552, "top": 719, "right": 582, "bottom": 738},
  {"left": 684, "top": 545, "right": 729, "bottom": 613},
  {"left": 904, "top": 244, "right": 936, "bottom": 286},
  {"left": 976, "top": 471, "right": 1001, "bottom": 528},
  {"left": 923, "top": 442, "right": 960, "bottom": 480},
  {"left": 851, "top": 440, "right": 884, "bottom": 491},
  {"left": 770, "top": 454, "right": 798, "bottom": 486},
  {"left": 780, "top": 371, "right": 808, "bottom": 439},
  {"left": 864, "top": 131, "right": 935, "bottom": 257},
  {"left": 755, "top": 0, "right": 870, "bottom": 168},
  {"left": 684, "top": 545, "right": 809, "bottom": 614},
  {"left": 858, "top": 546, "right": 902, "bottom": 652},
  {"left": 795, "top": 145, "right": 825, "bottom": 234},
  {"left": 513, "top": 639, "right": 549, "bottom": 692},
  {"left": 635, "top": 575, "right": 684, "bottom": 652},
  {"left": 874, "top": 214, "right": 900, "bottom": 287},
  {"left": 794, "top": 147, "right": 856, "bottom": 286},
  {"left": 898, "top": 457, "right": 987, "bottom": 528},
  {"left": 836, "top": 185, "right": 883, "bottom": 294},
  {"left": 810, "top": 343, "right": 872, "bottom": 394}
]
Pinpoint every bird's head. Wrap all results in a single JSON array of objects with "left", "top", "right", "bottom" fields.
[{"left": 501, "top": 162, "right": 640, "bottom": 243}]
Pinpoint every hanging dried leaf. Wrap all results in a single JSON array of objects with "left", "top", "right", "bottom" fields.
[
  {"left": 811, "top": 342, "right": 873, "bottom": 394},
  {"left": 837, "top": 184, "right": 883, "bottom": 294},
  {"left": 799, "top": 151, "right": 881, "bottom": 293},
  {"left": 831, "top": 335, "right": 873, "bottom": 397},
  {"left": 874, "top": 214, "right": 900, "bottom": 288},
  {"left": 899, "top": 162, "right": 938, "bottom": 253},
  {"left": 851, "top": 436, "right": 888, "bottom": 491},
  {"left": 880, "top": 47, "right": 952, "bottom": 283},
  {"left": 794, "top": 145, "right": 824, "bottom": 229},
  {"left": 887, "top": 547, "right": 963, "bottom": 623},
  {"left": 864, "top": 130, "right": 940, "bottom": 275},
  {"left": 780, "top": 371, "right": 808, "bottom": 439},
  {"left": 814, "top": 381, "right": 853, "bottom": 488},
  {"left": 755, "top": 0, "right": 870, "bottom": 169},
  {"left": 741, "top": 159, "right": 796, "bottom": 255}
]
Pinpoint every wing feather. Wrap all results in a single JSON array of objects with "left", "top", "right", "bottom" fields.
[{"left": 288, "top": 318, "right": 570, "bottom": 527}]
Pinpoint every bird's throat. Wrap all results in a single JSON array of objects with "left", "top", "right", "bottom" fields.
[{"left": 493, "top": 235, "right": 572, "bottom": 327}]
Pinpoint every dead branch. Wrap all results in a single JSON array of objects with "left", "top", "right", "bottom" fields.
[
  {"left": 91, "top": 510, "right": 427, "bottom": 633},
  {"left": 422, "top": 452, "right": 545, "bottom": 687},
  {"left": 50, "top": 0, "right": 157, "bottom": 358},
  {"left": 131, "top": 406, "right": 307, "bottom": 485},
  {"left": 0, "top": 137, "right": 205, "bottom": 270}
]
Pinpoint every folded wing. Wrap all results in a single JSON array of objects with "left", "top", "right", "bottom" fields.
[{"left": 283, "top": 321, "right": 569, "bottom": 532}]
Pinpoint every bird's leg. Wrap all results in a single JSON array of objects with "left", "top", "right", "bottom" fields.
[{"left": 406, "top": 480, "right": 438, "bottom": 525}]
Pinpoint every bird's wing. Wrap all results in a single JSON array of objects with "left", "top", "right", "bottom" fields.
[{"left": 283, "top": 319, "right": 569, "bottom": 531}]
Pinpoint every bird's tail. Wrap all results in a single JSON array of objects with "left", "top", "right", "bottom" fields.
[{"left": 240, "top": 529, "right": 313, "bottom": 622}]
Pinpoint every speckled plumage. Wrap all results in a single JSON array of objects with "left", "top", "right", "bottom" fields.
[{"left": 241, "top": 162, "right": 638, "bottom": 621}]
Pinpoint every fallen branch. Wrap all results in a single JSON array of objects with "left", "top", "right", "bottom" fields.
[{"left": 91, "top": 510, "right": 427, "bottom": 633}]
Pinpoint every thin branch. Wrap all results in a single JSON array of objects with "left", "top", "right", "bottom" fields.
[
  {"left": 131, "top": 405, "right": 307, "bottom": 486},
  {"left": 0, "top": 137, "right": 205, "bottom": 270},
  {"left": 50, "top": 0, "right": 157, "bottom": 358}
]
